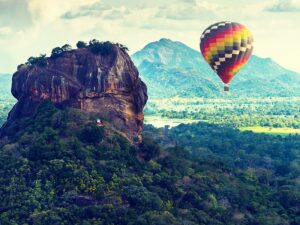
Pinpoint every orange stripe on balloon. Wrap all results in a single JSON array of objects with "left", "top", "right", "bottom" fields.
[
  {"left": 218, "top": 49, "right": 252, "bottom": 84},
  {"left": 203, "top": 27, "right": 246, "bottom": 65}
]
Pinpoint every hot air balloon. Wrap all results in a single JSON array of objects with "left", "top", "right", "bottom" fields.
[{"left": 200, "top": 21, "right": 254, "bottom": 91}]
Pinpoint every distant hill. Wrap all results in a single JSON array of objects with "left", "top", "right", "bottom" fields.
[
  {"left": 0, "top": 74, "right": 12, "bottom": 94},
  {"left": 132, "top": 38, "right": 300, "bottom": 98},
  {"left": 0, "top": 74, "right": 15, "bottom": 126}
]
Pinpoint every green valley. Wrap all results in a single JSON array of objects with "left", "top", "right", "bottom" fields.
[
  {"left": 0, "top": 74, "right": 15, "bottom": 126},
  {"left": 144, "top": 97, "right": 300, "bottom": 135},
  {"left": 239, "top": 127, "right": 300, "bottom": 136}
]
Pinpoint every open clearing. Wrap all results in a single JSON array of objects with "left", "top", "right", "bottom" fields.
[
  {"left": 144, "top": 116, "right": 201, "bottom": 128},
  {"left": 145, "top": 116, "right": 300, "bottom": 136},
  {"left": 239, "top": 126, "right": 300, "bottom": 136}
]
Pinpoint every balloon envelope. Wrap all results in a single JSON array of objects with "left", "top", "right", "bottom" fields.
[{"left": 200, "top": 21, "right": 254, "bottom": 84}]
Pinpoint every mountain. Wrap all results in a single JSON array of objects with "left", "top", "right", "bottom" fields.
[
  {"left": 0, "top": 74, "right": 12, "bottom": 94},
  {"left": 0, "top": 74, "right": 15, "bottom": 126},
  {"left": 132, "top": 38, "right": 300, "bottom": 98},
  {"left": 1, "top": 42, "right": 147, "bottom": 141}
]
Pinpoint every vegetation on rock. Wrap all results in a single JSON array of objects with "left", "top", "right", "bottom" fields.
[
  {"left": 88, "top": 39, "right": 114, "bottom": 56},
  {"left": 76, "top": 41, "right": 87, "bottom": 49},
  {"left": 21, "top": 39, "right": 129, "bottom": 68},
  {"left": 51, "top": 44, "right": 72, "bottom": 59},
  {"left": 25, "top": 54, "right": 47, "bottom": 67}
]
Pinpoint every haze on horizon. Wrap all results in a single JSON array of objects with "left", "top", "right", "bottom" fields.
[{"left": 0, "top": 0, "right": 300, "bottom": 74}]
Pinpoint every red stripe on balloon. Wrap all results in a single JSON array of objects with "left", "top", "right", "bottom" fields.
[{"left": 201, "top": 26, "right": 245, "bottom": 63}]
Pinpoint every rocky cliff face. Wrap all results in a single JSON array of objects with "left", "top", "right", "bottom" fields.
[{"left": 1, "top": 44, "right": 147, "bottom": 141}]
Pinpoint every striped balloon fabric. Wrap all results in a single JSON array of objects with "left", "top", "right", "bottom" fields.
[{"left": 200, "top": 21, "right": 254, "bottom": 89}]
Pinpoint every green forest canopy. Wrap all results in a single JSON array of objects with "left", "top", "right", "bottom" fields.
[{"left": 0, "top": 103, "right": 298, "bottom": 225}]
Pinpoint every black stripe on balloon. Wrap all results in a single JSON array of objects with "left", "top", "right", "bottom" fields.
[
  {"left": 225, "top": 46, "right": 233, "bottom": 53},
  {"left": 218, "top": 52, "right": 225, "bottom": 57},
  {"left": 213, "top": 54, "right": 219, "bottom": 61},
  {"left": 233, "top": 43, "right": 240, "bottom": 50},
  {"left": 232, "top": 23, "right": 242, "bottom": 68},
  {"left": 213, "top": 55, "right": 239, "bottom": 74},
  {"left": 202, "top": 22, "right": 230, "bottom": 48},
  {"left": 238, "top": 38, "right": 251, "bottom": 68}
]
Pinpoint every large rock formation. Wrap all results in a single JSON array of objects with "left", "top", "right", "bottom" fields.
[{"left": 1, "top": 43, "right": 148, "bottom": 141}]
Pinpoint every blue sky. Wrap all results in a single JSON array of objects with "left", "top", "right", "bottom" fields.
[{"left": 0, "top": 0, "right": 300, "bottom": 73}]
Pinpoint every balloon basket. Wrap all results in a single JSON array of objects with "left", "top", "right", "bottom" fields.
[{"left": 224, "top": 86, "right": 229, "bottom": 91}]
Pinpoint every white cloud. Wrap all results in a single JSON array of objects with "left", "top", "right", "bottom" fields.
[
  {"left": 0, "top": 26, "right": 12, "bottom": 37},
  {"left": 0, "top": 0, "right": 300, "bottom": 73},
  {"left": 265, "top": 0, "right": 300, "bottom": 12},
  {"left": 27, "top": 0, "right": 99, "bottom": 23},
  {"left": 61, "top": 1, "right": 111, "bottom": 19},
  {"left": 157, "top": 0, "right": 220, "bottom": 20}
]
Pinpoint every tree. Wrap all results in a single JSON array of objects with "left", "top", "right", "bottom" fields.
[
  {"left": 116, "top": 43, "right": 129, "bottom": 53},
  {"left": 61, "top": 44, "right": 72, "bottom": 52},
  {"left": 17, "top": 64, "right": 26, "bottom": 70},
  {"left": 89, "top": 39, "right": 99, "bottom": 46},
  {"left": 25, "top": 54, "right": 47, "bottom": 67},
  {"left": 51, "top": 44, "right": 71, "bottom": 59},
  {"left": 88, "top": 39, "right": 114, "bottom": 56},
  {"left": 139, "top": 136, "right": 161, "bottom": 161},
  {"left": 51, "top": 47, "right": 63, "bottom": 58},
  {"left": 76, "top": 41, "right": 87, "bottom": 48},
  {"left": 79, "top": 124, "right": 104, "bottom": 144}
]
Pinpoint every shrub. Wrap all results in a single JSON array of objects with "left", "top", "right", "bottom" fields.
[
  {"left": 51, "top": 44, "right": 72, "bottom": 59},
  {"left": 25, "top": 54, "right": 47, "bottom": 67},
  {"left": 88, "top": 39, "right": 114, "bottom": 56},
  {"left": 139, "top": 136, "right": 161, "bottom": 161},
  {"left": 51, "top": 47, "right": 63, "bottom": 58},
  {"left": 61, "top": 44, "right": 72, "bottom": 52},
  {"left": 79, "top": 124, "right": 104, "bottom": 144},
  {"left": 116, "top": 43, "right": 129, "bottom": 53},
  {"left": 76, "top": 41, "right": 87, "bottom": 48},
  {"left": 17, "top": 64, "right": 26, "bottom": 70}
]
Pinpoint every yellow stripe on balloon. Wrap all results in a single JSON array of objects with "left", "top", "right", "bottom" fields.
[{"left": 204, "top": 27, "right": 248, "bottom": 65}]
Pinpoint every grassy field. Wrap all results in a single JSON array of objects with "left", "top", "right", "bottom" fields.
[
  {"left": 144, "top": 116, "right": 201, "bottom": 128},
  {"left": 239, "top": 126, "right": 300, "bottom": 136},
  {"left": 145, "top": 115, "right": 300, "bottom": 136}
]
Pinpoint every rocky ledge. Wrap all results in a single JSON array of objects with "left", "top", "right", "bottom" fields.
[{"left": 0, "top": 41, "right": 148, "bottom": 141}]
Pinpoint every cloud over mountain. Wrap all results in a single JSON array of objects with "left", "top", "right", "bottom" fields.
[
  {"left": 265, "top": 0, "right": 300, "bottom": 12},
  {"left": 0, "top": 0, "right": 300, "bottom": 74}
]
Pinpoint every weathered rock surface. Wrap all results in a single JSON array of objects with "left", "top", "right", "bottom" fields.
[{"left": 1, "top": 45, "right": 148, "bottom": 140}]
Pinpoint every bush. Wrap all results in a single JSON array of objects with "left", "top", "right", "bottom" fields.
[
  {"left": 61, "top": 44, "right": 72, "bottom": 52},
  {"left": 79, "top": 124, "right": 104, "bottom": 144},
  {"left": 88, "top": 39, "right": 114, "bottom": 56},
  {"left": 25, "top": 54, "right": 47, "bottom": 67},
  {"left": 17, "top": 64, "right": 25, "bottom": 70},
  {"left": 124, "top": 186, "right": 162, "bottom": 210},
  {"left": 116, "top": 43, "right": 129, "bottom": 53},
  {"left": 51, "top": 47, "right": 63, "bottom": 58},
  {"left": 51, "top": 44, "right": 72, "bottom": 59},
  {"left": 139, "top": 136, "right": 161, "bottom": 161},
  {"left": 76, "top": 41, "right": 87, "bottom": 48}
]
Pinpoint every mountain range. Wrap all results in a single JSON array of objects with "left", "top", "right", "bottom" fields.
[
  {"left": 132, "top": 38, "right": 300, "bottom": 98},
  {"left": 0, "top": 73, "right": 12, "bottom": 94},
  {"left": 2, "top": 39, "right": 300, "bottom": 99}
]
